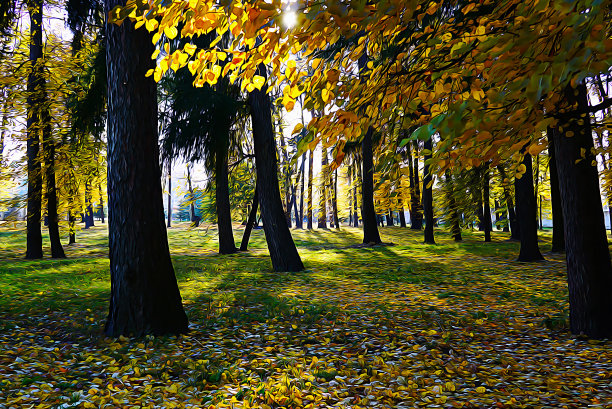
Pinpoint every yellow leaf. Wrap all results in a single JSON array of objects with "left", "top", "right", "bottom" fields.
[
  {"left": 476, "top": 386, "right": 486, "bottom": 393},
  {"left": 252, "top": 75, "right": 266, "bottom": 90},
  {"left": 164, "top": 26, "right": 178, "bottom": 40},
  {"left": 292, "top": 123, "right": 304, "bottom": 135},
  {"left": 322, "top": 89, "right": 330, "bottom": 103}
]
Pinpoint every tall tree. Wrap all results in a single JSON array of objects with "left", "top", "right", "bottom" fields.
[
  {"left": 554, "top": 82, "right": 612, "bottom": 338},
  {"left": 422, "top": 137, "right": 435, "bottom": 244},
  {"left": 514, "top": 151, "right": 544, "bottom": 262},
  {"left": 248, "top": 64, "right": 304, "bottom": 271},
  {"left": 361, "top": 126, "right": 382, "bottom": 244},
  {"left": 104, "top": 0, "right": 188, "bottom": 336}
]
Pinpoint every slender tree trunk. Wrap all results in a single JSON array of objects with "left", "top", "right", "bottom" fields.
[
  {"left": 361, "top": 127, "right": 382, "bottom": 244},
  {"left": 445, "top": 170, "right": 462, "bottom": 241},
  {"left": 318, "top": 147, "right": 328, "bottom": 228},
  {"left": 422, "top": 138, "right": 435, "bottom": 244},
  {"left": 42, "top": 104, "right": 65, "bottom": 258},
  {"left": 186, "top": 164, "right": 198, "bottom": 226},
  {"left": 104, "top": 0, "right": 188, "bottom": 336},
  {"left": 514, "top": 151, "right": 543, "bottom": 261},
  {"left": 474, "top": 167, "right": 485, "bottom": 231},
  {"left": 240, "top": 185, "right": 258, "bottom": 251},
  {"left": 554, "top": 82, "right": 612, "bottom": 338},
  {"left": 215, "top": 139, "right": 237, "bottom": 254},
  {"left": 307, "top": 149, "right": 313, "bottom": 229},
  {"left": 84, "top": 181, "right": 94, "bottom": 228},
  {"left": 408, "top": 142, "right": 423, "bottom": 229},
  {"left": 278, "top": 123, "right": 292, "bottom": 227},
  {"left": 534, "top": 152, "right": 540, "bottom": 229},
  {"left": 548, "top": 128, "right": 565, "bottom": 252},
  {"left": 26, "top": 0, "right": 43, "bottom": 259},
  {"left": 483, "top": 167, "right": 492, "bottom": 242},
  {"left": 353, "top": 161, "right": 359, "bottom": 226},
  {"left": 248, "top": 64, "right": 303, "bottom": 271},
  {"left": 167, "top": 167, "right": 172, "bottom": 228},
  {"left": 297, "top": 153, "right": 305, "bottom": 229},
  {"left": 98, "top": 183, "right": 105, "bottom": 223},
  {"left": 333, "top": 168, "right": 339, "bottom": 229},
  {"left": 386, "top": 210, "right": 394, "bottom": 226},
  {"left": 497, "top": 165, "right": 520, "bottom": 240}
]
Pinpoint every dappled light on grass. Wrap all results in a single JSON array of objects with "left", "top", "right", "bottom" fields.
[{"left": 0, "top": 224, "right": 610, "bottom": 407}]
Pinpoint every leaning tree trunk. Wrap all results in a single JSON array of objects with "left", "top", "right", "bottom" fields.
[
  {"left": 26, "top": 0, "right": 43, "bottom": 259},
  {"left": 497, "top": 165, "right": 520, "bottom": 240},
  {"left": 483, "top": 167, "right": 492, "bottom": 242},
  {"left": 307, "top": 149, "right": 314, "bottom": 229},
  {"left": 215, "top": 138, "right": 237, "bottom": 254},
  {"left": 104, "top": 0, "right": 188, "bottom": 336},
  {"left": 554, "top": 82, "right": 612, "bottom": 338},
  {"left": 514, "top": 151, "right": 544, "bottom": 262},
  {"left": 422, "top": 137, "right": 435, "bottom": 244},
  {"left": 240, "top": 185, "right": 258, "bottom": 251},
  {"left": 248, "top": 64, "right": 304, "bottom": 272},
  {"left": 361, "top": 127, "right": 382, "bottom": 244},
  {"left": 547, "top": 127, "right": 565, "bottom": 252},
  {"left": 42, "top": 104, "right": 65, "bottom": 258}
]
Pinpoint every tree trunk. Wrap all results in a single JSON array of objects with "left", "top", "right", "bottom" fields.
[
  {"left": 554, "top": 82, "right": 612, "bottom": 338},
  {"left": 514, "top": 151, "right": 543, "bottom": 261},
  {"left": 240, "top": 185, "right": 259, "bottom": 251},
  {"left": 445, "top": 170, "right": 462, "bottom": 241},
  {"left": 386, "top": 210, "right": 394, "bottom": 226},
  {"left": 422, "top": 138, "right": 435, "bottom": 244},
  {"left": 26, "top": 0, "right": 43, "bottom": 259},
  {"left": 548, "top": 128, "right": 565, "bottom": 252},
  {"left": 42, "top": 104, "right": 65, "bottom": 258},
  {"left": 474, "top": 167, "right": 485, "bottom": 231},
  {"left": 318, "top": 147, "right": 328, "bottom": 228},
  {"left": 399, "top": 207, "right": 406, "bottom": 227},
  {"left": 297, "top": 153, "right": 305, "bottom": 229},
  {"left": 497, "top": 165, "right": 520, "bottom": 240},
  {"left": 333, "top": 168, "right": 339, "bottom": 229},
  {"left": 98, "top": 183, "right": 105, "bottom": 223},
  {"left": 186, "top": 164, "right": 197, "bottom": 226},
  {"left": 104, "top": 0, "right": 188, "bottom": 336},
  {"left": 167, "top": 167, "right": 172, "bottom": 228},
  {"left": 361, "top": 127, "right": 382, "bottom": 244},
  {"left": 84, "top": 181, "right": 94, "bottom": 228},
  {"left": 248, "top": 64, "right": 304, "bottom": 272},
  {"left": 353, "top": 161, "right": 360, "bottom": 226},
  {"left": 278, "top": 121, "right": 292, "bottom": 227},
  {"left": 307, "top": 149, "right": 313, "bottom": 229},
  {"left": 483, "top": 167, "right": 492, "bottom": 242},
  {"left": 215, "top": 139, "right": 237, "bottom": 254},
  {"left": 408, "top": 142, "right": 423, "bottom": 229}
]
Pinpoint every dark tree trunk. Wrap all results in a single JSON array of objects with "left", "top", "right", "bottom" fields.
[
  {"left": 307, "top": 149, "right": 313, "bottom": 229},
  {"left": 42, "top": 106, "right": 65, "bottom": 258},
  {"left": 514, "top": 151, "right": 544, "bottom": 261},
  {"left": 98, "top": 183, "right": 105, "bottom": 223},
  {"left": 68, "top": 210, "right": 76, "bottom": 244},
  {"left": 26, "top": 0, "right": 43, "bottom": 259},
  {"left": 240, "top": 185, "right": 258, "bottom": 251},
  {"left": 445, "top": 170, "right": 462, "bottom": 241},
  {"left": 483, "top": 167, "right": 492, "bottom": 242},
  {"left": 386, "top": 210, "right": 394, "bottom": 226},
  {"left": 318, "top": 148, "right": 327, "bottom": 228},
  {"left": 408, "top": 142, "right": 423, "bottom": 229},
  {"left": 361, "top": 127, "right": 382, "bottom": 244},
  {"left": 333, "top": 168, "right": 339, "bottom": 229},
  {"left": 248, "top": 64, "right": 304, "bottom": 272},
  {"left": 104, "top": 0, "right": 188, "bottom": 336},
  {"left": 167, "top": 167, "right": 172, "bottom": 228},
  {"left": 399, "top": 207, "right": 407, "bottom": 227},
  {"left": 84, "top": 181, "right": 94, "bottom": 228},
  {"left": 422, "top": 138, "right": 435, "bottom": 244},
  {"left": 497, "top": 165, "right": 520, "bottom": 240},
  {"left": 186, "top": 165, "right": 197, "bottom": 226},
  {"left": 297, "top": 153, "right": 305, "bottom": 229},
  {"left": 215, "top": 140, "right": 237, "bottom": 254},
  {"left": 554, "top": 82, "right": 612, "bottom": 338},
  {"left": 353, "top": 162, "right": 360, "bottom": 227}
]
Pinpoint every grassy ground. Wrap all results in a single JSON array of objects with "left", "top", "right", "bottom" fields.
[{"left": 0, "top": 222, "right": 610, "bottom": 408}]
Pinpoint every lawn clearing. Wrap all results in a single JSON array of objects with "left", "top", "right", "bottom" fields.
[{"left": 0, "top": 224, "right": 610, "bottom": 408}]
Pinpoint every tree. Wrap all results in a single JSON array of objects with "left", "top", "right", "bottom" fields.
[
  {"left": 547, "top": 128, "right": 565, "bottom": 252},
  {"left": 514, "top": 151, "right": 544, "bottom": 262},
  {"left": 104, "top": 0, "right": 188, "bottom": 336},
  {"left": 422, "top": 137, "right": 434, "bottom": 244}
]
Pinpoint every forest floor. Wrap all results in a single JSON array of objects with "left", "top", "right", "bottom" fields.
[{"left": 0, "top": 223, "right": 610, "bottom": 408}]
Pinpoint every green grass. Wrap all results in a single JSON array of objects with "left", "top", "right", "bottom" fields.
[{"left": 0, "top": 222, "right": 610, "bottom": 408}]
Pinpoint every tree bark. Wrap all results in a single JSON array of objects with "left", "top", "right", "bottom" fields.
[
  {"left": 497, "top": 165, "right": 520, "bottom": 240},
  {"left": 104, "top": 0, "right": 188, "bottom": 336},
  {"left": 408, "top": 142, "right": 423, "bottom": 229},
  {"left": 399, "top": 207, "right": 407, "bottom": 227},
  {"left": 318, "top": 147, "right": 328, "bottom": 228},
  {"left": 514, "top": 151, "right": 544, "bottom": 261},
  {"left": 353, "top": 161, "right": 360, "bottom": 226},
  {"left": 215, "top": 139, "right": 237, "bottom": 254},
  {"left": 483, "top": 167, "right": 492, "bottom": 242},
  {"left": 445, "top": 170, "right": 462, "bottom": 241},
  {"left": 554, "top": 82, "right": 612, "bottom": 338},
  {"left": 248, "top": 64, "right": 304, "bottom": 271},
  {"left": 422, "top": 138, "right": 435, "bottom": 244},
  {"left": 386, "top": 210, "right": 394, "bottom": 226},
  {"left": 240, "top": 185, "right": 258, "bottom": 251},
  {"left": 361, "top": 127, "right": 382, "bottom": 244},
  {"left": 26, "top": 0, "right": 43, "bottom": 259},
  {"left": 307, "top": 149, "right": 314, "bottom": 229},
  {"left": 333, "top": 168, "right": 339, "bottom": 229}
]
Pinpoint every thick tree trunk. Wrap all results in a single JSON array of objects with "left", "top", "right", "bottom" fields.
[
  {"left": 514, "top": 152, "right": 543, "bottom": 261},
  {"left": 167, "top": 168, "right": 172, "bottom": 228},
  {"left": 248, "top": 64, "right": 304, "bottom": 272},
  {"left": 422, "top": 138, "right": 435, "bottom": 244},
  {"left": 240, "top": 185, "right": 258, "bottom": 251},
  {"left": 483, "top": 167, "right": 492, "bottom": 242},
  {"left": 548, "top": 128, "right": 565, "bottom": 252},
  {"left": 361, "top": 127, "right": 382, "bottom": 244},
  {"left": 216, "top": 141, "right": 237, "bottom": 254},
  {"left": 497, "top": 165, "right": 520, "bottom": 240},
  {"left": 399, "top": 207, "right": 407, "bottom": 227},
  {"left": 42, "top": 108, "right": 65, "bottom": 258},
  {"left": 104, "top": 0, "right": 188, "bottom": 336},
  {"left": 554, "top": 82, "right": 612, "bottom": 338},
  {"left": 318, "top": 147, "right": 328, "bottom": 228},
  {"left": 307, "top": 149, "right": 313, "bottom": 229},
  {"left": 26, "top": 0, "right": 43, "bottom": 259}
]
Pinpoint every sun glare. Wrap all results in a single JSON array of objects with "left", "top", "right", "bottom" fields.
[{"left": 282, "top": 10, "right": 297, "bottom": 28}]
